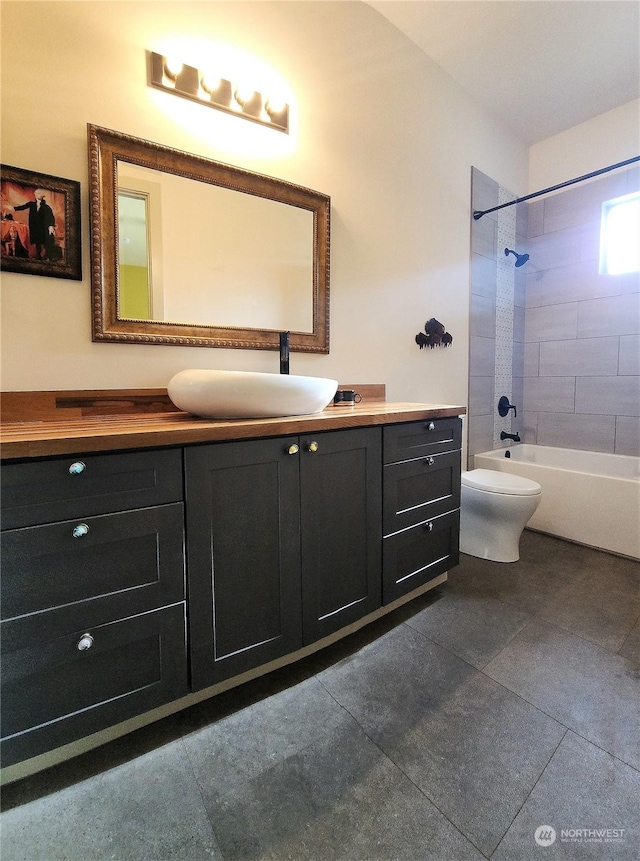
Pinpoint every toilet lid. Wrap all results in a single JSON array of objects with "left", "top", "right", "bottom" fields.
[{"left": 461, "top": 468, "right": 541, "bottom": 496}]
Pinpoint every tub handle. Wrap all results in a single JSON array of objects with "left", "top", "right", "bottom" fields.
[{"left": 498, "top": 396, "right": 517, "bottom": 418}]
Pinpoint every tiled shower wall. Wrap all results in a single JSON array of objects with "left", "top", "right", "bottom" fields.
[
  {"left": 468, "top": 165, "right": 640, "bottom": 467},
  {"left": 468, "top": 168, "right": 526, "bottom": 467},
  {"left": 523, "top": 167, "right": 640, "bottom": 456}
]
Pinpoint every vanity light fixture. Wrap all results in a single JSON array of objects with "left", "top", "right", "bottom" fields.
[{"left": 149, "top": 51, "right": 289, "bottom": 133}]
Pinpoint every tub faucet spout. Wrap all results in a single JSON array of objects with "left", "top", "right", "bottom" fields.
[{"left": 500, "top": 430, "right": 521, "bottom": 442}]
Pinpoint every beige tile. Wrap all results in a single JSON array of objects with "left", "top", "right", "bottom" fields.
[
  {"left": 626, "top": 165, "right": 640, "bottom": 193},
  {"left": 526, "top": 200, "right": 544, "bottom": 238},
  {"left": 471, "top": 252, "right": 497, "bottom": 299},
  {"left": 575, "top": 376, "right": 640, "bottom": 416},
  {"left": 535, "top": 260, "right": 626, "bottom": 305},
  {"left": 523, "top": 342, "right": 540, "bottom": 376},
  {"left": 579, "top": 220, "right": 600, "bottom": 263},
  {"left": 471, "top": 215, "right": 496, "bottom": 259},
  {"left": 528, "top": 226, "right": 582, "bottom": 270},
  {"left": 619, "top": 335, "right": 640, "bottom": 375},
  {"left": 523, "top": 376, "right": 575, "bottom": 412},
  {"left": 513, "top": 304, "right": 525, "bottom": 344},
  {"left": 542, "top": 173, "right": 627, "bottom": 233},
  {"left": 521, "top": 410, "right": 538, "bottom": 442},
  {"left": 469, "top": 334, "right": 495, "bottom": 377},
  {"left": 577, "top": 293, "right": 640, "bottom": 338},
  {"left": 525, "top": 302, "right": 578, "bottom": 342},
  {"left": 512, "top": 340, "right": 525, "bottom": 377},
  {"left": 525, "top": 270, "right": 543, "bottom": 308},
  {"left": 468, "top": 413, "right": 494, "bottom": 459},
  {"left": 623, "top": 269, "right": 640, "bottom": 293},
  {"left": 536, "top": 412, "right": 615, "bottom": 452},
  {"left": 470, "top": 292, "right": 496, "bottom": 338},
  {"left": 514, "top": 266, "right": 527, "bottom": 308},
  {"left": 468, "top": 376, "right": 494, "bottom": 417},
  {"left": 539, "top": 336, "right": 619, "bottom": 377},
  {"left": 472, "top": 167, "right": 499, "bottom": 216},
  {"left": 615, "top": 416, "right": 640, "bottom": 456}
]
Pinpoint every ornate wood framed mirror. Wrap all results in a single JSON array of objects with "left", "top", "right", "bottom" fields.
[{"left": 88, "top": 124, "right": 330, "bottom": 351}]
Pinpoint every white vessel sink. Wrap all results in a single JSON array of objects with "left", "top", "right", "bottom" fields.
[{"left": 168, "top": 369, "right": 339, "bottom": 419}]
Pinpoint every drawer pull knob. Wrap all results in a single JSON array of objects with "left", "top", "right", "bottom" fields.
[
  {"left": 425, "top": 456, "right": 435, "bottom": 466},
  {"left": 287, "top": 444, "right": 300, "bottom": 455},
  {"left": 77, "top": 633, "right": 94, "bottom": 651},
  {"left": 69, "top": 461, "right": 86, "bottom": 476},
  {"left": 307, "top": 441, "right": 319, "bottom": 453},
  {"left": 72, "top": 523, "right": 90, "bottom": 538},
  {"left": 427, "top": 422, "right": 435, "bottom": 431},
  {"left": 425, "top": 521, "right": 434, "bottom": 532}
]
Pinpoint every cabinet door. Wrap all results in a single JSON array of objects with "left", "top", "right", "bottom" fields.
[
  {"left": 299, "top": 427, "right": 382, "bottom": 644},
  {"left": 185, "top": 438, "right": 302, "bottom": 689}
]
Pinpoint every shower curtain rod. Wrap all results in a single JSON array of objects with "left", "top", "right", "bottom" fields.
[{"left": 472, "top": 155, "right": 640, "bottom": 220}]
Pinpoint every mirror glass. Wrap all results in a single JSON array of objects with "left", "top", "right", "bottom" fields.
[
  {"left": 117, "top": 163, "right": 314, "bottom": 331},
  {"left": 89, "top": 125, "right": 330, "bottom": 351}
]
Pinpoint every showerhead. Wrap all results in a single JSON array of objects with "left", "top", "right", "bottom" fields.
[{"left": 505, "top": 247, "right": 530, "bottom": 267}]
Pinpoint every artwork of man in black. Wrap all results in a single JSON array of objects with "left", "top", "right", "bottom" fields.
[{"left": 13, "top": 188, "right": 56, "bottom": 260}]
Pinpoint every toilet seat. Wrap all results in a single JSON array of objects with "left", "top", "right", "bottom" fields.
[{"left": 461, "top": 468, "right": 541, "bottom": 496}]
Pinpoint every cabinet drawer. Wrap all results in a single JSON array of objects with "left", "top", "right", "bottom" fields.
[
  {"left": 1, "top": 448, "right": 183, "bottom": 529},
  {"left": 383, "top": 418, "right": 461, "bottom": 464},
  {"left": 0, "top": 602, "right": 188, "bottom": 767},
  {"left": 384, "top": 450, "right": 460, "bottom": 534},
  {"left": 382, "top": 509, "right": 459, "bottom": 604},
  {"left": 1, "top": 503, "right": 185, "bottom": 621}
]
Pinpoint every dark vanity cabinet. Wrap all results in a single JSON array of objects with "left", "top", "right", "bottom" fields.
[
  {"left": 0, "top": 414, "right": 461, "bottom": 771},
  {"left": 382, "top": 418, "right": 461, "bottom": 603},
  {"left": 0, "top": 449, "right": 189, "bottom": 768},
  {"left": 185, "top": 427, "right": 382, "bottom": 689}
]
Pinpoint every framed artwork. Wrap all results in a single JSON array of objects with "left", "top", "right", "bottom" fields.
[{"left": 1, "top": 165, "right": 82, "bottom": 280}]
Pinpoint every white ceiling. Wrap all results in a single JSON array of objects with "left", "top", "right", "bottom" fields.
[{"left": 366, "top": 0, "right": 640, "bottom": 145}]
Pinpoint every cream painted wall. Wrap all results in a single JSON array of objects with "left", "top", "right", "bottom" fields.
[
  {"left": 1, "top": 0, "right": 528, "bottom": 404},
  {"left": 529, "top": 99, "right": 640, "bottom": 192}
]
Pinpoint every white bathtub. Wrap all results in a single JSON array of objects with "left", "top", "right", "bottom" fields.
[{"left": 474, "top": 444, "right": 640, "bottom": 560}]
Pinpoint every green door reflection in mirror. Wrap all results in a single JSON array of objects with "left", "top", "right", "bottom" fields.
[{"left": 118, "top": 190, "right": 151, "bottom": 320}]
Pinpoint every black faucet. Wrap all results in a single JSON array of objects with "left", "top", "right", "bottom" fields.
[
  {"left": 498, "top": 396, "right": 517, "bottom": 418},
  {"left": 279, "top": 331, "right": 290, "bottom": 375},
  {"left": 500, "top": 430, "right": 521, "bottom": 442}
]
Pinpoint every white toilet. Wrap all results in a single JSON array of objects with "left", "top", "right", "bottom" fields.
[{"left": 460, "top": 469, "right": 542, "bottom": 562}]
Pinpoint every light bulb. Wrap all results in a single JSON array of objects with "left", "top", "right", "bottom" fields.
[
  {"left": 201, "top": 71, "right": 221, "bottom": 94},
  {"left": 163, "top": 56, "right": 183, "bottom": 80},
  {"left": 234, "top": 85, "right": 255, "bottom": 107},
  {"left": 265, "top": 95, "right": 287, "bottom": 116}
]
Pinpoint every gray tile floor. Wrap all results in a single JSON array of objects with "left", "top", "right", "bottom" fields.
[{"left": 2, "top": 531, "right": 639, "bottom": 860}]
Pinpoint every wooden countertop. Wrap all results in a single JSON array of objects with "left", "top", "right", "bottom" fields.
[{"left": 0, "top": 402, "right": 466, "bottom": 460}]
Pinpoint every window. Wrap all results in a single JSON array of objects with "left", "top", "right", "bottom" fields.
[{"left": 600, "top": 191, "right": 639, "bottom": 275}]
